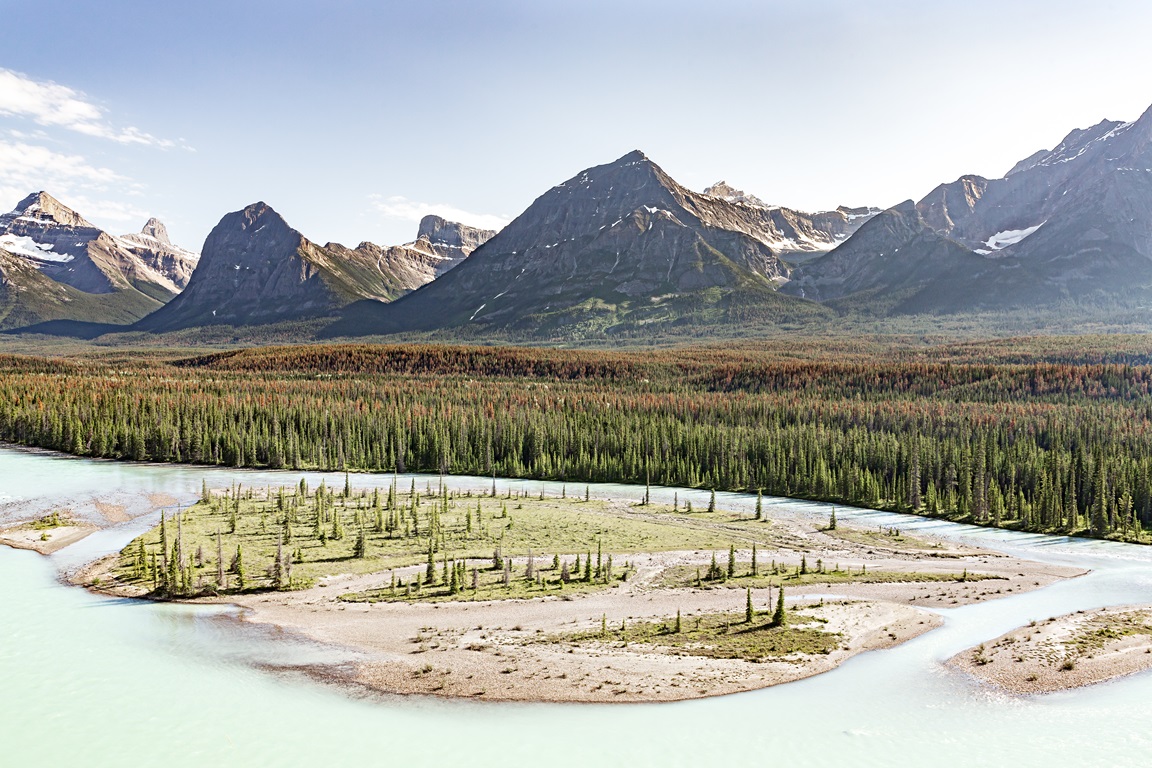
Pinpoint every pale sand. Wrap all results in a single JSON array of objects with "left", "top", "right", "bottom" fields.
[
  {"left": 0, "top": 523, "right": 98, "bottom": 555},
  {"left": 948, "top": 605, "right": 1152, "bottom": 694},
  {"left": 34, "top": 495, "right": 1086, "bottom": 704},
  {"left": 188, "top": 539, "right": 1078, "bottom": 703},
  {"left": 95, "top": 502, "right": 130, "bottom": 524}
]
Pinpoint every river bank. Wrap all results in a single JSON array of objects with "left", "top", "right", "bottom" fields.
[
  {"left": 65, "top": 491, "right": 1082, "bottom": 703},
  {"left": 949, "top": 605, "right": 1152, "bottom": 694}
]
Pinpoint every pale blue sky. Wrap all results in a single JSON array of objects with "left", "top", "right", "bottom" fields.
[{"left": 3, "top": 0, "right": 1151, "bottom": 251}]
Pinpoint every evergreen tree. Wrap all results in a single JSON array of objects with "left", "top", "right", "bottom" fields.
[
  {"left": 772, "top": 585, "right": 786, "bottom": 627},
  {"left": 216, "top": 530, "right": 225, "bottom": 588},
  {"left": 233, "top": 545, "right": 246, "bottom": 590}
]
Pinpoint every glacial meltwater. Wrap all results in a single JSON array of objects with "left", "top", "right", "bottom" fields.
[{"left": 2, "top": 445, "right": 1152, "bottom": 767}]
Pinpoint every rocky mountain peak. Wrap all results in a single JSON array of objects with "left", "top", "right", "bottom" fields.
[
  {"left": 200, "top": 202, "right": 297, "bottom": 266},
  {"left": 3, "top": 191, "right": 94, "bottom": 229},
  {"left": 1006, "top": 119, "right": 1132, "bottom": 176},
  {"left": 703, "top": 181, "right": 769, "bottom": 208},
  {"left": 416, "top": 214, "right": 496, "bottom": 251},
  {"left": 139, "top": 217, "right": 171, "bottom": 244}
]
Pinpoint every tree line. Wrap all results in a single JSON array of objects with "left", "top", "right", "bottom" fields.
[{"left": 1, "top": 342, "right": 1151, "bottom": 541}]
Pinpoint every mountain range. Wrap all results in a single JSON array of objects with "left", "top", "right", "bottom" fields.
[
  {"left": 0, "top": 192, "right": 197, "bottom": 331},
  {"left": 135, "top": 205, "right": 492, "bottom": 332},
  {"left": 326, "top": 151, "right": 875, "bottom": 337},
  {"left": 6, "top": 99, "right": 1152, "bottom": 339},
  {"left": 783, "top": 104, "right": 1152, "bottom": 313}
]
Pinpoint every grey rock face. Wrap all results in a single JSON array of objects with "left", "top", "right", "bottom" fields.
[
  {"left": 137, "top": 202, "right": 439, "bottom": 331},
  {"left": 701, "top": 181, "right": 881, "bottom": 254},
  {"left": 323, "top": 216, "right": 495, "bottom": 298},
  {"left": 703, "top": 181, "right": 771, "bottom": 208},
  {"left": 0, "top": 192, "right": 201, "bottom": 328},
  {"left": 118, "top": 218, "right": 199, "bottom": 290},
  {"left": 786, "top": 102, "right": 1152, "bottom": 312},
  {"left": 332, "top": 150, "right": 845, "bottom": 335}
]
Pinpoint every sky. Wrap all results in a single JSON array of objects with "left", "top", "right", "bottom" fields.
[{"left": 2, "top": 0, "right": 1152, "bottom": 251}]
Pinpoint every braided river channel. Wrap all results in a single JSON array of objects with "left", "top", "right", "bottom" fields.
[{"left": 2, "top": 445, "right": 1151, "bottom": 767}]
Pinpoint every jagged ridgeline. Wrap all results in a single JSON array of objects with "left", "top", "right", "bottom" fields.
[
  {"left": 0, "top": 192, "right": 198, "bottom": 331},
  {"left": 326, "top": 151, "right": 876, "bottom": 337},
  {"left": 784, "top": 103, "right": 1152, "bottom": 314},
  {"left": 2, "top": 340, "right": 1152, "bottom": 543},
  {"left": 134, "top": 203, "right": 494, "bottom": 332}
]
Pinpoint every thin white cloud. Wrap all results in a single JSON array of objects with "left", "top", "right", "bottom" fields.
[
  {"left": 369, "top": 194, "right": 509, "bottom": 232},
  {"left": 61, "top": 196, "right": 150, "bottom": 225},
  {"left": 0, "top": 140, "right": 125, "bottom": 187},
  {"left": 0, "top": 139, "right": 146, "bottom": 225},
  {"left": 0, "top": 68, "right": 179, "bottom": 148}
]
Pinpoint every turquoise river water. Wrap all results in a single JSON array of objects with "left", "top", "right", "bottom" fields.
[{"left": 2, "top": 445, "right": 1152, "bottom": 767}]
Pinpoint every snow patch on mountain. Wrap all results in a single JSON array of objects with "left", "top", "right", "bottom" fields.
[
  {"left": 0, "top": 233, "right": 73, "bottom": 263},
  {"left": 984, "top": 223, "right": 1045, "bottom": 251}
]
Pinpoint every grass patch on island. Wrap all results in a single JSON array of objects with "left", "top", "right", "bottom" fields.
[
  {"left": 546, "top": 605, "right": 842, "bottom": 663},
  {"left": 111, "top": 480, "right": 793, "bottom": 598}
]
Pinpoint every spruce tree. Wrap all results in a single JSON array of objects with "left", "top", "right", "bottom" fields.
[
  {"left": 216, "top": 530, "right": 225, "bottom": 588},
  {"left": 234, "top": 545, "right": 246, "bottom": 590},
  {"left": 745, "top": 587, "right": 754, "bottom": 623},
  {"left": 772, "top": 585, "right": 786, "bottom": 627}
]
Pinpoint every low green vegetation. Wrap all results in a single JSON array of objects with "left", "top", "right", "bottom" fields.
[
  {"left": 656, "top": 561, "right": 999, "bottom": 590},
  {"left": 822, "top": 526, "right": 948, "bottom": 553},
  {"left": 1064, "top": 610, "right": 1152, "bottom": 657},
  {"left": 548, "top": 601, "right": 841, "bottom": 663},
  {"left": 338, "top": 561, "right": 621, "bottom": 604},
  {"left": 112, "top": 479, "right": 789, "bottom": 597},
  {"left": 30, "top": 511, "right": 69, "bottom": 530}
]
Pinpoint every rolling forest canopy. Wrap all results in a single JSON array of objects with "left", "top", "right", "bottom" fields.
[{"left": 2, "top": 337, "right": 1152, "bottom": 542}]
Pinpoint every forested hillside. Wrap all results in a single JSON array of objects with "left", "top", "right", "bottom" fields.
[{"left": 2, "top": 339, "right": 1151, "bottom": 541}]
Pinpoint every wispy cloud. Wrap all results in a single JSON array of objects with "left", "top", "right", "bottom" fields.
[
  {"left": 0, "top": 139, "right": 146, "bottom": 225},
  {"left": 369, "top": 194, "right": 509, "bottom": 232},
  {"left": 0, "top": 140, "right": 125, "bottom": 187},
  {"left": 0, "top": 68, "right": 180, "bottom": 148}
]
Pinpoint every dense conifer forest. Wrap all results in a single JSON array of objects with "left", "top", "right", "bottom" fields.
[{"left": 2, "top": 338, "right": 1151, "bottom": 541}]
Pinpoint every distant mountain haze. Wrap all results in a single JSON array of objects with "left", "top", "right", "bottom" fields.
[
  {"left": 9, "top": 99, "right": 1152, "bottom": 338},
  {"left": 784, "top": 103, "right": 1152, "bottom": 313}
]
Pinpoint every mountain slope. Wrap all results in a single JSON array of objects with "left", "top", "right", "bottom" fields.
[
  {"left": 326, "top": 151, "right": 837, "bottom": 338},
  {"left": 0, "top": 193, "right": 197, "bottom": 330},
  {"left": 135, "top": 202, "right": 477, "bottom": 331},
  {"left": 785, "top": 103, "right": 1152, "bottom": 313},
  {"left": 118, "top": 218, "right": 199, "bottom": 291},
  {"left": 322, "top": 215, "right": 494, "bottom": 299},
  {"left": 701, "top": 181, "right": 880, "bottom": 257}
]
